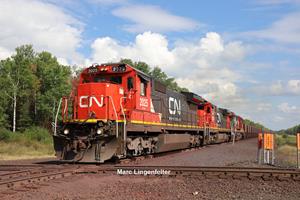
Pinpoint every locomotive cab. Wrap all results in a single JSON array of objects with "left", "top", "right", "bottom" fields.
[{"left": 197, "top": 102, "right": 217, "bottom": 128}]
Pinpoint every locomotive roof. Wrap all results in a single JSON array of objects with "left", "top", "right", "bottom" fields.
[{"left": 100, "top": 62, "right": 151, "bottom": 80}]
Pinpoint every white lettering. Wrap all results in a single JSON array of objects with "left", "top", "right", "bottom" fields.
[
  {"left": 116, "top": 169, "right": 171, "bottom": 176},
  {"left": 169, "top": 97, "right": 181, "bottom": 115},
  {"left": 140, "top": 97, "right": 149, "bottom": 107},
  {"left": 79, "top": 96, "right": 104, "bottom": 108}
]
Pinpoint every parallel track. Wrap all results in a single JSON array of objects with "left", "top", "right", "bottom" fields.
[
  {"left": 79, "top": 165, "right": 300, "bottom": 181},
  {"left": 0, "top": 164, "right": 79, "bottom": 191}
]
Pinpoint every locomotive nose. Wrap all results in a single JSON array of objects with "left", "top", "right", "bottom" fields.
[{"left": 76, "top": 82, "right": 123, "bottom": 121}]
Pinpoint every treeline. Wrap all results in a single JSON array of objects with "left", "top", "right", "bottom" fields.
[
  {"left": 0, "top": 45, "right": 72, "bottom": 132},
  {"left": 277, "top": 124, "right": 300, "bottom": 135},
  {"left": 244, "top": 119, "right": 270, "bottom": 131}
]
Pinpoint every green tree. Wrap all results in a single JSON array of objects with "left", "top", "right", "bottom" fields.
[
  {"left": 120, "top": 58, "right": 151, "bottom": 75},
  {"left": 0, "top": 68, "right": 9, "bottom": 127},
  {"left": 0, "top": 45, "right": 37, "bottom": 131},
  {"left": 0, "top": 45, "right": 72, "bottom": 131},
  {"left": 151, "top": 67, "right": 188, "bottom": 92},
  {"left": 244, "top": 119, "right": 270, "bottom": 131},
  {"left": 35, "top": 51, "right": 71, "bottom": 127},
  {"left": 277, "top": 124, "right": 300, "bottom": 135}
]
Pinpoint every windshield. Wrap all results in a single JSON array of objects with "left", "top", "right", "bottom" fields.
[{"left": 82, "top": 75, "right": 122, "bottom": 84}]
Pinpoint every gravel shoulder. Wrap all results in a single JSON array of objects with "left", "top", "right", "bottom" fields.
[
  {"left": 3, "top": 173, "right": 300, "bottom": 200},
  {"left": 129, "top": 138, "right": 261, "bottom": 167}
]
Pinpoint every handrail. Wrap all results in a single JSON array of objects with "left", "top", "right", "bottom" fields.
[
  {"left": 108, "top": 96, "right": 119, "bottom": 138},
  {"left": 54, "top": 98, "right": 62, "bottom": 136},
  {"left": 120, "top": 97, "right": 127, "bottom": 156},
  {"left": 63, "top": 97, "right": 68, "bottom": 121}
]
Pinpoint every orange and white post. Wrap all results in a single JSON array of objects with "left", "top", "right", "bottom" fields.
[
  {"left": 257, "top": 132, "right": 275, "bottom": 165},
  {"left": 263, "top": 133, "right": 274, "bottom": 165}
]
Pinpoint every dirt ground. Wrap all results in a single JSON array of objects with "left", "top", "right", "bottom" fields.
[
  {"left": 3, "top": 174, "right": 300, "bottom": 200},
  {"left": 2, "top": 138, "right": 300, "bottom": 200}
]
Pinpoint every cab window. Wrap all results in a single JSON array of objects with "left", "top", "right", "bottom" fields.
[
  {"left": 140, "top": 82, "right": 146, "bottom": 96},
  {"left": 198, "top": 105, "right": 204, "bottom": 110},
  {"left": 110, "top": 76, "right": 122, "bottom": 84},
  {"left": 139, "top": 76, "right": 148, "bottom": 96},
  {"left": 207, "top": 107, "right": 211, "bottom": 113},
  {"left": 93, "top": 76, "right": 122, "bottom": 84},
  {"left": 127, "top": 77, "right": 134, "bottom": 90},
  {"left": 94, "top": 77, "right": 106, "bottom": 82}
]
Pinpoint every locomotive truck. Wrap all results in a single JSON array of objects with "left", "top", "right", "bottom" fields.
[{"left": 53, "top": 63, "right": 260, "bottom": 162}]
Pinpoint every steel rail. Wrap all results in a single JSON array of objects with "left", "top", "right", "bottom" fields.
[
  {"left": 0, "top": 166, "right": 78, "bottom": 191},
  {"left": 79, "top": 165, "right": 300, "bottom": 181}
]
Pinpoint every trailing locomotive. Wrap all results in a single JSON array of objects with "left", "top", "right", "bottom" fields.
[{"left": 53, "top": 63, "right": 260, "bottom": 162}]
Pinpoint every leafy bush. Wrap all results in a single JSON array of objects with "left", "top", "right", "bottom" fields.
[
  {"left": 276, "top": 134, "right": 296, "bottom": 147},
  {"left": 23, "top": 126, "right": 52, "bottom": 144},
  {"left": 0, "top": 128, "right": 13, "bottom": 141},
  {"left": 0, "top": 127, "right": 54, "bottom": 159}
]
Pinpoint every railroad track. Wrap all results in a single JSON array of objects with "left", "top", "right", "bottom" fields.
[
  {"left": 0, "top": 164, "right": 80, "bottom": 192},
  {"left": 78, "top": 165, "right": 300, "bottom": 181},
  {"left": 1, "top": 163, "right": 299, "bottom": 193}
]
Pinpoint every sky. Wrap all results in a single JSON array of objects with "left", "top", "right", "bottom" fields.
[{"left": 0, "top": 0, "right": 300, "bottom": 130}]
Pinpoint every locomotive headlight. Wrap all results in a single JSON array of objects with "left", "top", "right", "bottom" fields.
[
  {"left": 63, "top": 129, "right": 69, "bottom": 135},
  {"left": 96, "top": 128, "right": 103, "bottom": 135}
]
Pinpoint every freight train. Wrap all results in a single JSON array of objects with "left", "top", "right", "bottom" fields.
[{"left": 53, "top": 63, "right": 260, "bottom": 162}]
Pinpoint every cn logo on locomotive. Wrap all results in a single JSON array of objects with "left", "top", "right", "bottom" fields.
[
  {"left": 139, "top": 97, "right": 149, "bottom": 107},
  {"left": 79, "top": 96, "right": 104, "bottom": 108},
  {"left": 168, "top": 97, "right": 181, "bottom": 115}
]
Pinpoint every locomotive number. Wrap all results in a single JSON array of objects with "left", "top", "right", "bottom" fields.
[
  {"left": 88, "top": 67, "right": 98, "bottom": 73},
  {"left": 139, "top": 97, "right": 149, "bottom": 108}
]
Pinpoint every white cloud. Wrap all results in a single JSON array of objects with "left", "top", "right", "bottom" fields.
[
  {"left": 0, "top": 46, "right": 12, "bottom": 60},
  {"left": 257, "top": 103, "right": 272, "bottom": 111},
  {"left": 278, "top": 102, "right": 300, "bottom": 113},
  {"left": 270, "top": 81, "right": 285, "bottom": 95},
  {"left": 244, "top": 12, "right": 300, "bottom": 44},
  {"left": 222, "top": 41, "right": 246, "bottom": 62},
  {"left": 273, "top": 116, "right": 284, "bottom": 122},
  {"left": 88, "top": 31, "right": 247, "bottom": 110},
  {"left": 88, "top": 31, "right": 175, "bottom": 68},
  {"left": 271, "top": 80, "right": 300, "bottom": 95},
  {"left": 199, "top": 32, "right": 224, "bottom": 54},
  {"left": 0, "top": 0, "right": 83, "bottom": 64},
  {"left": 253, "top": 80, "right": 300, "bottom": 96},
  {"left": 287, "top": 80, "right": 300, "bottom": 94},
  {"left": 112, "top": 5, "right": 200, "bottom": 33}
]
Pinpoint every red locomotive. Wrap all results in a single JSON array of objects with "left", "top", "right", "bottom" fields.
[{"left": 53, "top": 63, "right": 260, "bottom": 162}]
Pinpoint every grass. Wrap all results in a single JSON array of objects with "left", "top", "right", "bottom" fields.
[
  {"left": 276, "top": 134, "right": 296, "bottom": 146},
  {"left": 275, "top": 134, "right": 298, "bottom": 167},
  {"left": 0, "top": 127, "right": 55, "bottom": 160}
]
